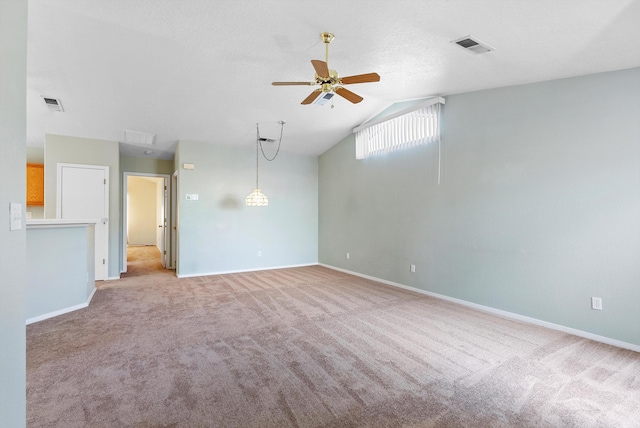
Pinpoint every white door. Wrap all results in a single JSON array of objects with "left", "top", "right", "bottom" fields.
[{"left": 58, "top": 163, "right": 109, "bottom": 280}]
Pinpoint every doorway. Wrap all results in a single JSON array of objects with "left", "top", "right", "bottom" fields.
[{"left": 122, "top": 172, "right": 171, "bottom": 274}]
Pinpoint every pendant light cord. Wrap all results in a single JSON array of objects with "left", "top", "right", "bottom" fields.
[
  {"left": 255, "top": 124, "right": 260, "bottom": 188},
  {"left": 258, "top": 121, "right": 285, "bottom": 162}
]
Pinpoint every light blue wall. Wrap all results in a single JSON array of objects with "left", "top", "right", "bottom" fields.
[
  {"left": 0, "top": 0, "right": 27, "bottom": 425},
  {"left": 319, "top": 67, "right": 640, "bottom": 346},
  {"left": 45, "top": 134, "right": 121, "bottom": 279},
  {"left": 120, "top": 155, "right": 174, "bottom": 176},
  {"left": 176, "top": 140, "right": 318, "bottom": 276},
  {"left": 26, "top": 225, "right": 95, "bottom": 320}
]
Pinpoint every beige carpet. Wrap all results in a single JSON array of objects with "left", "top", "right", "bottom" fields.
[
  {"left": 120, "top": 245, "right": 167, "bottom": 278},
  {"left": 27, "top": 247, "right": 640, "bottom": 427}
]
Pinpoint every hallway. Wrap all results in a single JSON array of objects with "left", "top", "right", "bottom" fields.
[{"left": 121, "top": 245, "right": 169, "bottom": 277}]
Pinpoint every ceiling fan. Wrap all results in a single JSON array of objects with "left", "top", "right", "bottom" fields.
[{"left": 272, "top": 32, "right": 380, "bottom": 105}]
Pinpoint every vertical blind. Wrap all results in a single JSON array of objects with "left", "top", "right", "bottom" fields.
[{"left": 354, "top": 97, "right": 444, "bottom": 160}]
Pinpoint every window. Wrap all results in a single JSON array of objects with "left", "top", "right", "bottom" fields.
[{"left": 354, "top": 97, "right": 444, "bottom": 160}]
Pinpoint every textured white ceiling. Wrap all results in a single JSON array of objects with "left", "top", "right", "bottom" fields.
[{"left": 26, "top": 0, "right": 640, "bottom": 159}]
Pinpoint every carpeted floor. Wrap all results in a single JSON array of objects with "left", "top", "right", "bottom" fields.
[
  {"left": 120, "top": 245, "right": 167, "bottom": 278},
  {"left": 26, "top": 247, "right": 640, "bottom": 427}
]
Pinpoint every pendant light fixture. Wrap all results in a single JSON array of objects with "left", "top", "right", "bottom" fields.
[{"left": 246, "top": 121, "right": 285, "bottom": 207}]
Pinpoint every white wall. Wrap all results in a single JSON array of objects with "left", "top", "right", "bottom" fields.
[
  {"left": 175, "top": 140, "right": 318, "bottom": 276},
  {"left": 319, "top": 68, "right": 640, "bottom": 347},
  {"left": 0, "top": 0, "right": 27, "bottom": 425}
]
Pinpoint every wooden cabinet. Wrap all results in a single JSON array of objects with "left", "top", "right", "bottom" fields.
[{"left": 26, "top": 163, "right": 44, "bottom": 206}]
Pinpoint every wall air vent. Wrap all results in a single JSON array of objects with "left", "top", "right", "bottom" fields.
[
  {"left": 43, "top": 97, "right": 64, "bottom": 112},
  {"left": 451, "top": 35, "right": 494, "bottom": 54},
  {"left": 124, "top": 130, "right": 156, "bottom": 146}
]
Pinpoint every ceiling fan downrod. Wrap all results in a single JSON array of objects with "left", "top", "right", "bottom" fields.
[{"left": 320, "top": 32, "right": 334, "bottom": 67}]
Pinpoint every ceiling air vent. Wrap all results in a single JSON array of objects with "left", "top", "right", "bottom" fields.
[
  {"left": 43, "top": 97, "right": 64, "bottom": 112},
  {"left": 124, "top": 130, "right": 156, "bottom": 146},
  {"left": 451, "top": 36, "right": 494, "bottom": 54}
]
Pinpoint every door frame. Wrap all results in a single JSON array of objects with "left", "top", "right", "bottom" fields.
[
  {"left": 171, "top": 170, "right": 178, "bottom": 271},
  {"left": 122, "top": 172, "right": 171, "bottom": 273}
]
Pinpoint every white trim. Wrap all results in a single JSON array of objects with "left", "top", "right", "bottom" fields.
[
  {"left": 26, "top": 219, "right": 99, "bottom": 228},
  {"left": 106, "top": 276, "right": 120, "bottom": 281},
  {"left": 171, "top": 171, "right": 178, "bottom": 270},
  {"left": 86, "top": 286, "right": 97, "bottom": 303},
  {"left": 319, "top": 264, "right": 640, "bottom": 353},
  {"left": 26, "top": 286, "right": 97, "bottom": 325},
  {"left": 352, "top": 96, "right": 445, "bottom": 133},
  {"left": 176, "top": 263, "right": 317, "bottom": 279}
]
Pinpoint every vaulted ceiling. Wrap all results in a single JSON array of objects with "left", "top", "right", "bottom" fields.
[{"left": 27, "top": 0, "right": 640, "bottom": 159}]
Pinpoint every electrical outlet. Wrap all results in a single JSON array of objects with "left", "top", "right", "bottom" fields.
[
  {"left": 346, "top": 252, "right": 350, "bottom": 259},
  {"left": 591, "top": 297, "right": 603, "bottom": 311},
  {"left": 257, "top": 250, "right": 262, "bottom": 257},
  {"left": 410, "top": 264, "right": 416, "bottom": 273}
]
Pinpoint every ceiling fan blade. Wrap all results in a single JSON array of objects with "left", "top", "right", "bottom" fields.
[
  {"left": 311, "top": 60, "right": 330, "bottom": 79},
  {"left": 272, "top": 81, "right": 314, "bottom": 86},
  {"left": 335, "top": 87, "right": 363, "bottom": 104},
  {"left": 301, "top": 89, "right": 322, "bottom": 105},
  {"left": 340, "top": 72, "right": 381, "bottom": 85}
]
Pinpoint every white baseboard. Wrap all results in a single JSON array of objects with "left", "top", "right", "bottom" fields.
[
  {"left": 177, "top": 263, "right": 317, "bottom": 279},
  {"left": 87, "top": 286, "right": 97, "bottom": 304},
  {"left": 319, "top": 263, "right": 640, "bottom": 353},
  {"left": 26, "top": 286, "right": 97, "bottom": 325}
]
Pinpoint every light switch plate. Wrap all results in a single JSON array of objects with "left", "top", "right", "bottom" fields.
[
  {"left": 10, "top": 202, "right": 22, "bottom": 231},
  {"left": 591, "top": 297, "right": 603, "bottom": 310}
]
